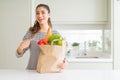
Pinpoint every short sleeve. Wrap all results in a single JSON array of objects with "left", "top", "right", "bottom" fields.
[{"left": 23, "top": 31, "right": 33, "bottom": 40}]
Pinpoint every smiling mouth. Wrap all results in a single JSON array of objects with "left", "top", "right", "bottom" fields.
[{"left": 38, "top": 19, "right": 44, "bottom": 22}]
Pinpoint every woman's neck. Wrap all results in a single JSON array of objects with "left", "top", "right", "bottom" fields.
[{"left": 39, "top": 24, "right": 49, "bottom": 33}]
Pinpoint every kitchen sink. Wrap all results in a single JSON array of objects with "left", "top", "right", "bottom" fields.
[
  {"left": 75, "top": 56, "right": 99, "bottom": 58},
  {"left": 74, "top": 52, "right": 110, "bottom": 59}
]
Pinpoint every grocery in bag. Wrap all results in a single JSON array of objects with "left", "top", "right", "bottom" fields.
[{"left": 36, "top": 27, "right": 66, "bottom": 73}]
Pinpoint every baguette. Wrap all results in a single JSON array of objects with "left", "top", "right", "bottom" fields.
[{"left": 45, "top": 27, "right": 51, "bottom": 42}]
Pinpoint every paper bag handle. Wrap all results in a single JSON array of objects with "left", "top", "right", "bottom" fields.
[
  {"left": 51, "top": 39, "right": 60, "bottom": 45},
  {"left": 51, "top": 38, "right": 66, "bottom": 46}
]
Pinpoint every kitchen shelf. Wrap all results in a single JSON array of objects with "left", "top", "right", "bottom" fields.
[{"left": 52, "top": 21, "right": 108, "bottom": 25}]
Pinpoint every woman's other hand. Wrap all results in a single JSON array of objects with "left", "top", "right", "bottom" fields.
[
  {"left": 17, "top": 38, "right": 34, "bottom": 55},
  {"left": 57, "top": 59, "right": 67, "bottom": 71}
]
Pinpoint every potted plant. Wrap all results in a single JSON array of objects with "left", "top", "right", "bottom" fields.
[
  {"left": 71, "top": 42, "right": 80, "bottom": 57},
  {"left": 88, "top": 40, "right": 100, "bottom": 52}
]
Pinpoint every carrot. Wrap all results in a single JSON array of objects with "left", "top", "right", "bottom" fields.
[{"left": 45, "top": 27, "right": 51, "bottom": 42}]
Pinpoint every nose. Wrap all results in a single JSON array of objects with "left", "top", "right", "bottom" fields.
[
  {"left": 37, "top": 13, "right": 42, "bottom": 18},
  {"left": 38, "top": 14, "right": 42, "bottom": 18}
]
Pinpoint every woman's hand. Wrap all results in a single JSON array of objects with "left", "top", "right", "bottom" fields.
[
  {"left": 57, "top": 59, "right": 67, "bottom": 71},
  {"left": 17, "top": 38, "right": 34, "bottom": 55}
]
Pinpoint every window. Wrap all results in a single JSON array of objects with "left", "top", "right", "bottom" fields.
[{"left": 58, "top": 29, "right": 111, "bottom": 58}]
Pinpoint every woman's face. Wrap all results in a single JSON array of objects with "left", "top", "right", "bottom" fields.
[{"left": 36, "top": 6, "right": 50, "bottom": 25}]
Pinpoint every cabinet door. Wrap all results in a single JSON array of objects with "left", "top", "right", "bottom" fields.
[
  {"left": 31, "top": 0, "right": 108, "bottom": 24},
  {"left": 114, "top": 0, "right": 120, "bottom": 69}
]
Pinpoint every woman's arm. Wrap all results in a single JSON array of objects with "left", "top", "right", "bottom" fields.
[
  {"left": 16, "top": 31, "right": 33, "bottom": 56},
  {"left": 17, "top": 38, "right": 34, "bottom": 55}
]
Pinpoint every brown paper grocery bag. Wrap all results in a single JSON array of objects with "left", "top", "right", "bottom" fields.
[{"left": 36, "top": 45, "right": 65, "bottom": 73}]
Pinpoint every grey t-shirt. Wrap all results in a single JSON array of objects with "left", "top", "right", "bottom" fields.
[{"left": 16, "top": 30, "right": 59, "bottom": 70}]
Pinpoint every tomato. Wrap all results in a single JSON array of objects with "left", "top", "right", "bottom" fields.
[{"left": 37, "top": 39, "right": 47, "bottom": 45}]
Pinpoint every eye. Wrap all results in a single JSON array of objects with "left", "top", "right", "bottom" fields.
[{"left": 36, "top": 12, "right": 39, "bottom": 15}]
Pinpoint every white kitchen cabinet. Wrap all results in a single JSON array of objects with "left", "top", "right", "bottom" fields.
[
  {"left": 65, "top": 0, "right": 114, "bottom": 70},
  {"left": 31, "top": 0, "right": 108, "bottom": 25},
  {"left": 65, "top": 0, "right": 120, "bottom": 70}
]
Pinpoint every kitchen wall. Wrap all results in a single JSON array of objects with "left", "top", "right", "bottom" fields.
[
  {"left": 0, "top": 0, "right": 30, "bottom": 69},
  {"left": 0, "top": 0, "right": 114, "bottom": 70}
]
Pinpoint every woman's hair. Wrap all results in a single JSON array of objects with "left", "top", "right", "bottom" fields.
[{"left": 29, "top": 4, "right": 52, "bottom": 34}]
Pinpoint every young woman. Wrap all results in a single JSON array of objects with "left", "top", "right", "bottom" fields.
[{"left": 16, "top": 4, "right": 66, "bottom": 70}]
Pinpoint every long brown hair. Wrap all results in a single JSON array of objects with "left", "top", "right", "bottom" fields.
[{"left": 29, "top": 4, "right": 52, "bottom": 34}]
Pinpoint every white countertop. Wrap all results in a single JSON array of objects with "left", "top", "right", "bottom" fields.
[{"left": 0, "top": 69, "right": 119, "bottom": 80}]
